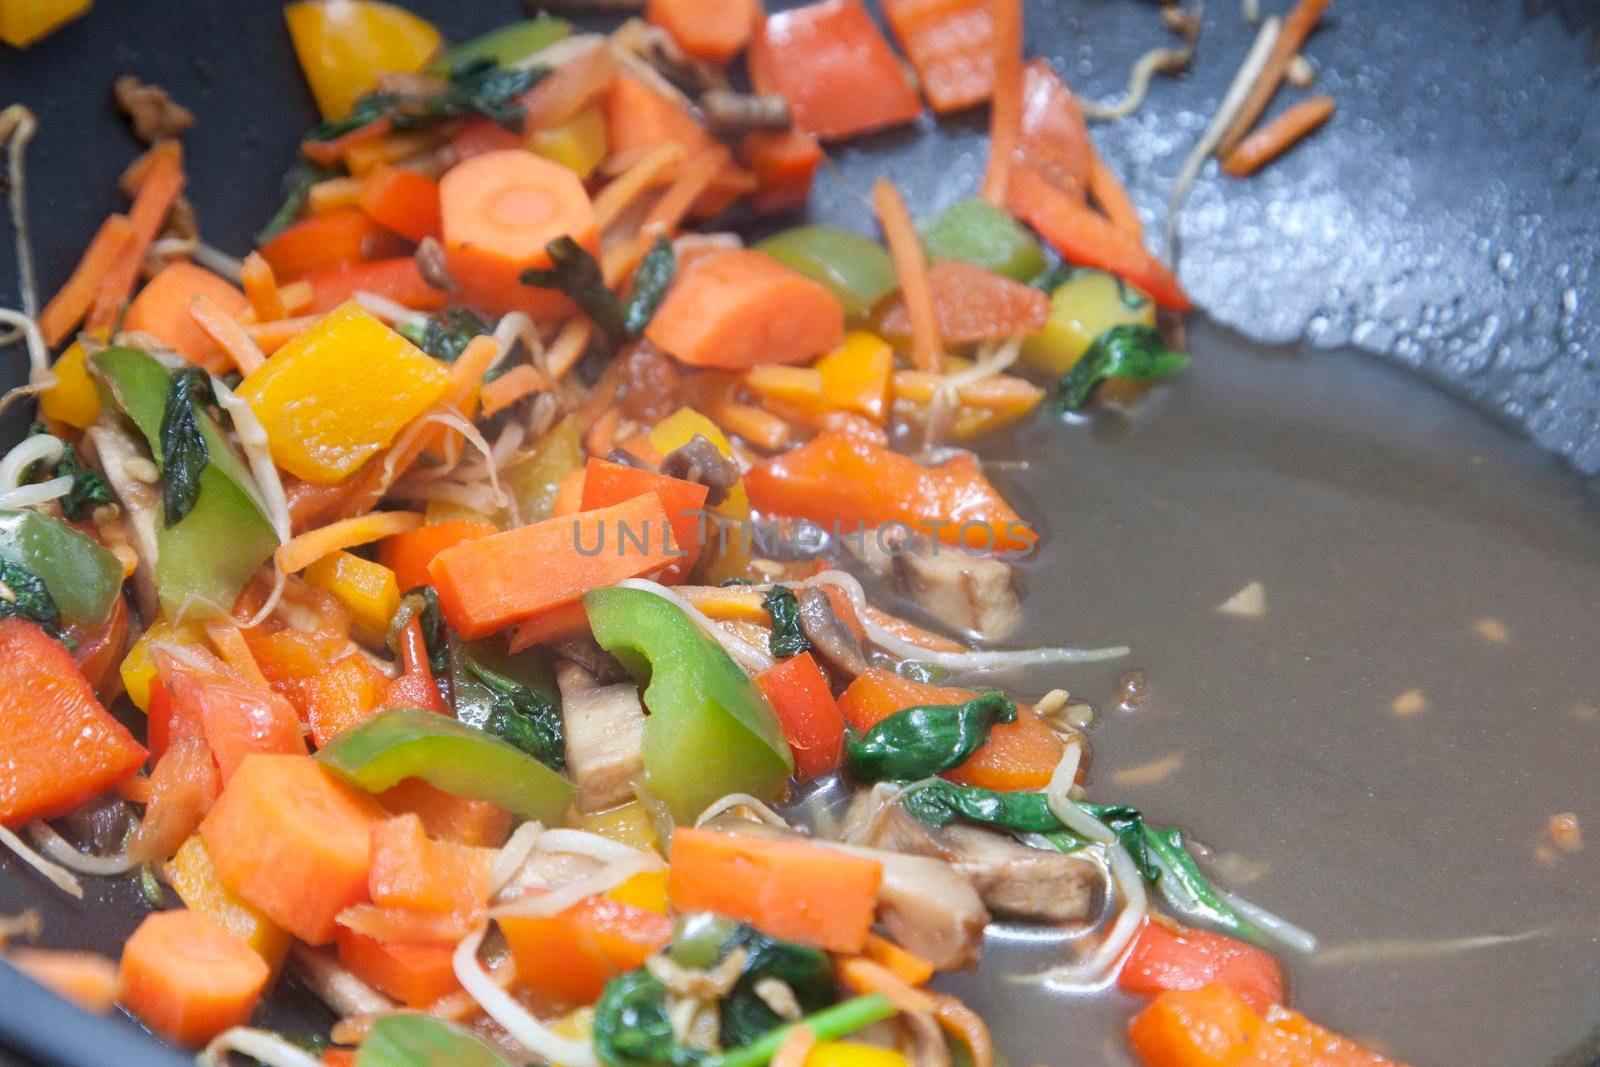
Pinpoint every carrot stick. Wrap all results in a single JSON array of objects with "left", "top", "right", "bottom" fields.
[
  {"left": 979, "top": 0, "right": 1024, "bottom": 206},
  {"left": 38, "top": 214, "right": 136, "bottom": 346},
  {"left": 593, "top": 142, "right": 687, "bottom": 231},
  {"left": 545, "top": 317, "right": 592, "bottom": 381},
  {"left": 240, "top": 252, "right": 285, "bottom": 322},
  {"left": 703, "top": 401, "right": 792, "bottom": 452},
  {"left": 859, "top": 932, "right": 936, "bottom": 986},
  {"left": 1215, "top": 0, "right": 1333, "bottom": 157},
  {"left": 1222, "top": 95, "right": 1336, "bottom": 177},
  {"left": 277, "top": 512, "right": 425, "bottom": 575},
  {"left": 873, "top": 179, "right": 944, "bottom": 373},
  {"left": 278, "top": 280, "right": 314, "bottom": 316},
  {"left": 189, "top": 293, "right": 265, "bottom": 375},
  {"left": 116, "top": 910, "right": 270, "bottom": 1045},
  {"left": 480, "top": 364, "right": 548, "bottom": 419},
  {"left": 87, "top": 142, "right": 185, "bottom": 332},
  {"left": 202, "top": 619, "right": 271, "bottom": 691},
  {"left": 245, "top": 315, "right": 317, "bottom": 355},
  {"left": 834, "top": 955, "right": 937, "bottom": 1013},
  {"left": 604, "top": 145, "right": 730, "bottom": 287},
  {"left": 1087, "top": 152, "right": 1143, "bottom": 239},
  {"left": 301, "top": 116, "right": 394, "bottom": 167},
  {"left": 892, "top": 370, "right": 1044, "bottom": 411}
]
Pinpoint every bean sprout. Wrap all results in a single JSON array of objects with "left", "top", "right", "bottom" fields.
[
  {"left": 200, "top": 1028, "right": 326, "bottom": 1067},
  {"left": 25, "top": 820, "right": 141, "bottom": 876},
  {"left": 453, "top": 923, "right": 602, "bottom": 1067}
]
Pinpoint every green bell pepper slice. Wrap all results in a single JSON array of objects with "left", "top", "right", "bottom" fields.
[
  {"left": 755, "top": 226, "right": 898, "bottom": 320},
  {"left": 583, "top": 586, "right": 792, "bottom": 824},
  {"left": 91, "top": 347, "right": 278, "bottom": 620},
  {"left": 0, "top": 509, "right": 122, "bottom": 625},
  {"left": 356, "top": 1014, "right": 514, "bottom": 1067},
  {"left": 315, "top": 707, "right": 575, "bottom": 824},
  {"left": 919, "top": 197, "right": 1047, "bottom": 282},
  {"left": 448, "top": 634, "right": 560, "bottom": 732},
  {"left": 427, "top": 16, "right": 571, "bottom": 76}
]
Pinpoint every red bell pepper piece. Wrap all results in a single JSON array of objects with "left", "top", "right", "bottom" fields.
[
  {"left": 739, "top": 128, "right": 824, "bottom": 215},
  {"left": 884, "top": 0, "right": 997, "bottom": 114},
  {"left": 258, "top": 208, "right": 409, "bottom": 281},
  {"left": 748, "top": 0, "right": 922, "bottom": 141},
  {"left": 382, "top": 617, "right": 447, "bottom": 714},
  {"left": 304, "top": 257, "right": 447, "bottom": 314},
  {"left": 1119, "top": 918, "right": 1285, "bottom": 1012},
  {"left": 155, "top": 646, "right": 307, "bottom": 782},
  {"left": 1014, "top": 59, "right": 1093, "bottom": 200},
  {"left": 877, "top": 259, "right": 1050, "bottom": 343},
  {"left": 357, "top": 166, "right": 443, "bottom": 244},
  {"left": 754, "top": 652, "right": 846, "bottom": 780},
  {"left": 0, "top": 618, "right": 147, "bottom": 826}
]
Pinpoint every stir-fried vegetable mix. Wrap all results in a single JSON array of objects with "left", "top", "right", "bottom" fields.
[{"left": 0, "top": 0, "right": 1383, "bottom": 1065}]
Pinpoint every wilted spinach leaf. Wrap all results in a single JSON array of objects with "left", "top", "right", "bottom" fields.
[
  {"left": 761, "top": 585, "right": 810, "bottom": 660},
  {"left": 521, "top": 236, "right": 629, "bottom": 343},
  {"left": 593, "top": 969, "right": 705, "bottom": 1067},
  {"left": 467, "top": 658, "right": 565, "bottom": 771},
  {"left": 0, "top": 559, "right": 62, "bottom": 638},
  {"left": 717, "top": 923, "right": 833, "bottom": 1049},
  {"left": 306, "top": 58, "right": 545, "bottom": 143},
  {"left": 622, "top": 237, "right": 676, "bottom": 337},
  {"left": 158, "top": 368, "right": 210, "bottom": 527},
  {"left": 846, "top": 691, "right": 1016, "bottom": 783},
  {"left": 23, "top": 423, "right": 109, "bottom": 521},
  {"left": 1055, "top": 324, "right": 1189, "bottom": 412},
  {"left": 399, "top": 307, "right": 495, "bottom": 364},
  {"left": 257, "top": 160, "right": 340, "bottom": 244}
]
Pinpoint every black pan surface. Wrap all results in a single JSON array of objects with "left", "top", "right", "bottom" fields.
[{"left": 1, "top": 2, "right": 1598, "bottom": 1065}]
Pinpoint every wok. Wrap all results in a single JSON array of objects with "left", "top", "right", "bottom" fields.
[{"left": 1, "top": 2, "right": 1597, "bottom": 1064}]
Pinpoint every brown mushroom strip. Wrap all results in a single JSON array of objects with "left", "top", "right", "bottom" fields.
[
  {"left": 659, "top": 433, "right": 740, "bottom": 507},
  {"left": 796, "top": 586, "right": 870, "bottom": 678},
  {"left": 112, "top": 76, "right": 194, "bottom": 144},
  {"left": 414, "top": 236, "right": 456, "bottom": 292},
  {"left": 701, "top": 91, "right": 793, "bottom": 136},
  {"left": 555, "top": 637, "right": 629, "bottom": 684}
]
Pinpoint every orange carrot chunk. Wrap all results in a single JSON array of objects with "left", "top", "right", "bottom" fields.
[
  {"left": 303, "top": 257, "right": 448, "bottom": 314},
  {"left": 378, "top": 519, "right": 499, "bottom": 596},
  {"left": 884, "top": 0, "right": 997, "bottom": 114},
  {"left": 257, "top": 208, "right": 408, "bottom": 281},
  {"left": 1221, "top": 96, "right": 1336, "bottom": 179},
  {"left": 738, "top": 127, "right": 824, "bottom": 215},
  {"left": 377, "top": 778, "right": 512, "bottom": 849},
  {"left": 439, "top": 149, "right": 599, "bottom": 318},
  {"left": 877, "top": 259, "right": 1050, "bottom": 344},
  {"left": 500, "top": 895, "right": 673, "bottom": 1008},
  {"left": 1243, "top": 1004, "right": 1401, "bottom": 1066},
  {"left": 580, "top": 459, "right": 710, "bottom": 582},
  {"left": 1127, "top": 983, "right": 1262, "bottom": 1067},
  {"left": 427, "top": 494, "right": 677, "bottom": 640},
  {"left": 333, "top": 927, "right": 462, "bottom": 1008},
  {"left": 605, "top": 71, "right": 715, "bottom": 161},
  {"left": 123, "top": 262, "right": 250, "bottom": 374},
  {"left": 668, "top": 828, "right": 882, "bottom": 954},
  {"left": 303, "top": 652, "right": 392, "bottom": 748},
  {"left": 368, "top": 813, "right": 493, "bottom": 916},
  {"left": 200, "top": 754, "right": 385, "bottom": 945},
  {"left": 644, "top": 249, "right": 844, "bottom": 369},
  {"left": 116, "top": 909, "right": 270, "bottom": 1046},
  {"left": 748, "top": 0, "right": 923, "bottom": 141},
  {"left": 0, "top": 618, "right": 146, "bottom": 827},
  {"left": 646, "top": 0, "right": 762, "bottom": 65},
  {"left": 836, "top": 669, "right": 1062, "bottom": 791}
]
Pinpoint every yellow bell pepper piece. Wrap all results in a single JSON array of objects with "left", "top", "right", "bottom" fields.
[
  {"left": 817, "top": 331, "right": 893, "bottom": 425},
  {"left": 425, "top": 499, "right": 498, "bottom": 526},
  {"left": 0, "top": 0, "right": 91, "bottom": 48},
  {"left": 304, "top": 550, "right": 400, "bottom": 632},
  {"left": 745, "top": 365, "right": 824, "bottom": 408},
  {"left": 529, "top": 106, "right": 609, "bottom": 180},
  {"left": 805, "top": 1043, "right": 909, "bottom": 1067},
  {"left": 37, "top": 339, "right": 102, "bottom": 430},
  {"left": 165, "top": 835, "right": 291, "bottom": 973},
  {"left": 578, "top": 801, "right": 659, "bottom": 854},
  {"left": 649, "top": 407, "right": 752, "bottom": 582},
  {"left": 283, "top": 0, "right": 442, "bottom": 120},
  {"left": 1021, "top": 269, "right": 1157, "bottom": 377},
  {"left": 550, "top": 1006, "right": 595, "bottom": 1067},
  {"left": 605, "top": 869, "right": 669, "bottom": 915},
  {"left": 120, "top": 616, "right": 205, "bottom": 713},
  {"left": 238, "top": 302, "right": 449, "bottom": 484}
]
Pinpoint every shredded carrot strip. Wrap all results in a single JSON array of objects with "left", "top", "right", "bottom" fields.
[
  {"left": 704, "top": 401, "right": 791, "bottom": 452},
  {"left": 770, "top": 1025, "right": 816, "bottom": 1067},
  {"left": 87, "top": 142, "right": 185, "bottom": 332},
  {"left": 307, "top": 176, "right": 365, "bottom": 214},
  {"left": 585, "top": 406, "right": 622, "bottom": 457},
  {"left": 1222, "top": 95, "right": 1336, "bottom": 177},
  {"left": 934, "top": 995, "right": 994, "bottom": 1067},
  {"left": 892, "top": 371, "right": 1044, "bottom": 411},
  {"left": 835, "top": 956, "right": 937, "bottom": 1014},
  {"left": 1215, "top": 0, "right": 1332, "bottom": 157},
  {"left": 239, "top": 252, "right": 285, "bottom": 322},
  {"left": 1087, "top": 152, "right": 1143, "bottom": 239},
  {"left": 676, "top": 586, "right": 770, "bottom": 623},
  {"left": 277, "top": 511, "right": 424, "bottom": 574},
  {"left": 604, "top": 145, "right": 730, "bottom": 287},
  {"left": 979, "top": 0, "right": 1025, "bottom": 205},
  {"left": 593, "top": 142, "right": 687, "bottom": 230},
  {"left": 38, "top": 214, "right": 136, "bottom": 346},
  {"left": 117, "top": 776, "right": 156, "bottom": 804},
  {"left": 244, "top": 315, "right": 316, "bottom": 354},
  {"left": 860, "top": 932, "right": 936, "bottom": 987},
  {"left": 860, "top": 601, "right": 966, "bottom": 653},
  {"left": 201, "top": 618, "right": 271, "bottom": 691},
  {"left": 479, "top": 363, "right": 548, "bottom": 418},
  {"left": 301, "top": 116, "right": 394, "bottom": 167},
  {"left": 544, "top": 317, "right": 592, "bottom": 381},
  {"left": 873, "top": 179, "right": 944, "bottom": 373},
  {"left": 190, "top": 293, "right": 265, "bottom": 375},
  {"left": 277, "top": 280, "right": 314, "bottom": 316}
]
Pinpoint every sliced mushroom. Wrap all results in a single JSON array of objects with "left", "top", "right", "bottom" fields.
[
  {"left": 705, "top": 814, "right": 988, "bottom": 970},
  {"left": 414, "top": 236, "right": 456, "bottom": 292},
  {"left": 847, "top": 525, "right": 1022, "bottom": 643},
  {"left": 795, "top": 586, "right": 868, "bottom": 678},
  {"left": 659, "top": 433, "right": 740, "bottom": 507},
  {"left": 843, "top": 792, "right": 1101, "bottom": 924},
  {"left": 558, "top": 669, "right": 647, "bottom": 814},
  {"left": 84, "top": 416, "right": 160, "bottom": 620},
  {"left": 701, "top": 90, "right": 792, "bottom": 136}
]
